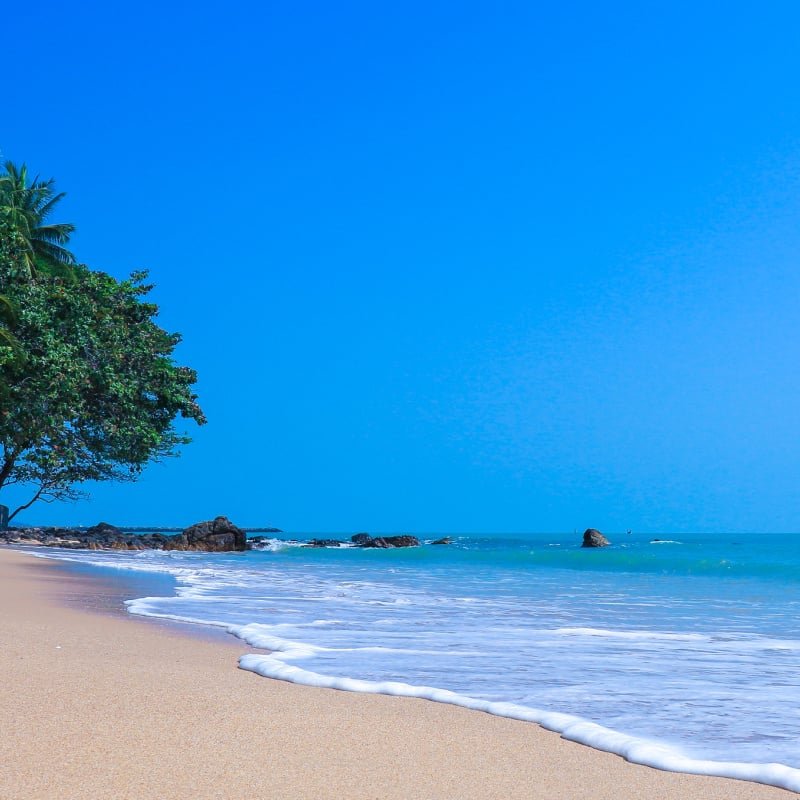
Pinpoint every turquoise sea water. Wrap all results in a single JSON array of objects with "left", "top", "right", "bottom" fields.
[{"left": 35, "top": 531, "right": 800, "bottom": 791}]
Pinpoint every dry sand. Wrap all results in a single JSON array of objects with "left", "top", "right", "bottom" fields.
[{"left": 0, "top": 546, "right": 793, "bottom": 800}]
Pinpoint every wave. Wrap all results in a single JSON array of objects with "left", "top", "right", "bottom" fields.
[
  {"left": 247, "top": 538, "right": 309, "bottom": 552},
  {"left": 235, "top": 644, "right": 800, "bottom": 793},
  {"left": 553, "top": 627, "right": 706, "bottom": 642}
]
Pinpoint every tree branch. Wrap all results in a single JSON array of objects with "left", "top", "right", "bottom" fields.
[
  {"left": 0, "top": 449, "right": 18, "bottom": 489},
  {"left": 8, "top": 484, "right": 47, "bottom": 522}
]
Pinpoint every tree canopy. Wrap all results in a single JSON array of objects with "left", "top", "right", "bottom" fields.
[{"left": 0, "top": 172, "right": 205, "bottom": 522}]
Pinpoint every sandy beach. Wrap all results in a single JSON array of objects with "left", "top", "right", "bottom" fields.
[{"left": 0, "top": 547, "right": 792, "bottom": 800}]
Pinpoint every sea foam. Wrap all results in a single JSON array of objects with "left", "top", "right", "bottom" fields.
[{"left": 231, "top": 626, "right": 800, "bottom": 793}]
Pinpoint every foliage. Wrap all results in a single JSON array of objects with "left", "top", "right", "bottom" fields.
[
  {"left": 0, "top": 161, "right": 76, "bottom": 279},
  {"left": 0, "top": 221, "right": 205, "bottom": 521},
  {"left": 0, "top": 294, "right": 15, "bottom": 348},
  {"left": 0, "top": 228, "right": 26, "bottom": 381}
]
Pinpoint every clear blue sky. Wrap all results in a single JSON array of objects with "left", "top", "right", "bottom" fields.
[{"left": 4, "top": 1, "right": 800, "bottom": 532}]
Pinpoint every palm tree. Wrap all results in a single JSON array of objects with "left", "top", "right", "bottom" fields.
[{"left": 0, "top": 161, "right": 76, "bottom": 279}]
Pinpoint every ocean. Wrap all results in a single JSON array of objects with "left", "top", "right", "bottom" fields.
[{"left": 32, "top": 531, "right": 800, "bottom": 792}]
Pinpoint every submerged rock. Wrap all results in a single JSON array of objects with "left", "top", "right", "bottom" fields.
[
  {"left": 431, "top": 537, "right": 453, "bottom": 545},
  {"left": 582, "top": 528, "right": 610, "bottom": 548}
]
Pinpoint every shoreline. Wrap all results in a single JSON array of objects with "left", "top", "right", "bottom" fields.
[
  {"left": 14, "top": 545, "right": 248, "bottom": 649},
  {"left": 0, "top": 546, "right": 793, "bottom": 800}
]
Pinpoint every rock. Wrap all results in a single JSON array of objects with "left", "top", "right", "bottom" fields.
[
  {"left": 0, "top": 518, "right": 248, "bottom": 552},
  {"left": 431, "top": 537, "right": 452, "bottom": 545},
  {"left": 306, "top": 539, "right": 344, "bottom": 548},
  {"left": 86, "top": 521, "right": 124, "bottom": 538},
  {"left": 361, "top": 535, "right": 420, "bottom": 548},
  {"left": 582, "top": 528, "right": 610, "bottom": 548},
  {"left": 350, "top": 533, "right": 372, "bottom": 545},
  {"left": 165, "top": 516, "right": 247, "bottom": 552},
  {"left": 109, "top": 539, "right": 130, "bottom": 549},
  {"left": 142, "top": 533, "right": 172, "bottom": 547},
  {"left": 362, "top": 538, "right": 388, "bottom": 548}
]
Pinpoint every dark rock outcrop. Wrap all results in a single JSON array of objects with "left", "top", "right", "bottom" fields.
[
  {"left": 164, "top": 516, "right": 247, "bottom": 552},
  {"left": 431, "top": 537, "right": 452, "bottom": 545},
  {"left": 0, "top": 525, "right": 143, "bottom": 550},
  {"left": 86, "top": 521, "right": 124, "bottom": 538},
  {"left": 0, "top": 517, "right": 247, "bottom": 552},
  {"left": 362, "top": 535, "right": 420, "bottom": 548},
  {"left": 582, "top": 528, "right": 610, "bottom": 548},
  {"left": 0, "top": 521, "right": 423, "bottom": 552}
]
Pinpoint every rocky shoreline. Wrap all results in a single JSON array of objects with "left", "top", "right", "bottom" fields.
[
  {"left": 0, "top": 517, "right": 431, "bottom": 552},
  {"left": 1, "top": 522, "right": 609, "bottom": 552}
]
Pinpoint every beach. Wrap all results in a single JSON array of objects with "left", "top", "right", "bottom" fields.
[{"left": 0, "top": 547, "right": 792, "bottom": 800}]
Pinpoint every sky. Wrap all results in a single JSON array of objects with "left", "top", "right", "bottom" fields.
[{"left": 3, "top": 1, "right": 800, "bottom": 533}]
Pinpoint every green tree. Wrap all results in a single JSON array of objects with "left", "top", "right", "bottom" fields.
[
  {"left": 0, "top": 161, "right": 76, "bottom": 279},
  {"left": 0, "top": 222, "right": 205, "bottom": 522}
]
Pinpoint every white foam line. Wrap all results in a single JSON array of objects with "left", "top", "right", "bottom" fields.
[
  {"left": 235, "top": 645, "right": 800, "bottom": 793},
  {"left": 554, "top": 627, "right": 707, "bottom": 641}
]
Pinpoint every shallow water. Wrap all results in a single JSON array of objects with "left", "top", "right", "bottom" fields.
[{"left": 34, "top": 531, "right": 800, "bottom": 791}]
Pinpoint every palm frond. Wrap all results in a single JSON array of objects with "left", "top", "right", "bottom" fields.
[
  {"left": 35, "top": 191, "right": 67, "bottom": 223},
  {"left": 0, "top": 294, "right": 15, "bottom": 321},
  {"left": 0, "top": 160, "right": 76, "bottom": 279},
  {"left": 32, "top": 222, "right": 76, "bottom": 246},
  {"left": 34, "top": 240, "right": 75, "bottom": 265}
]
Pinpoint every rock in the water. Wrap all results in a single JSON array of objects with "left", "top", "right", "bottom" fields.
[
  {"left": 306, "top": 539, "right": 344, "bottom": 548},
  {"left": 361, "top": 535, "right": 420, "bottom": 548},
  {"left": 431, "top": 537, "right": 452, "bottom": 545},
  {"left": 582, "top": 528, "right": 610, "bottom": 548},
  {"left": 350, "top": 533, "right": 372, "bottom": 545},
  {"left": 165, "top": 516, "right": 247, "bottom": 552}
]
